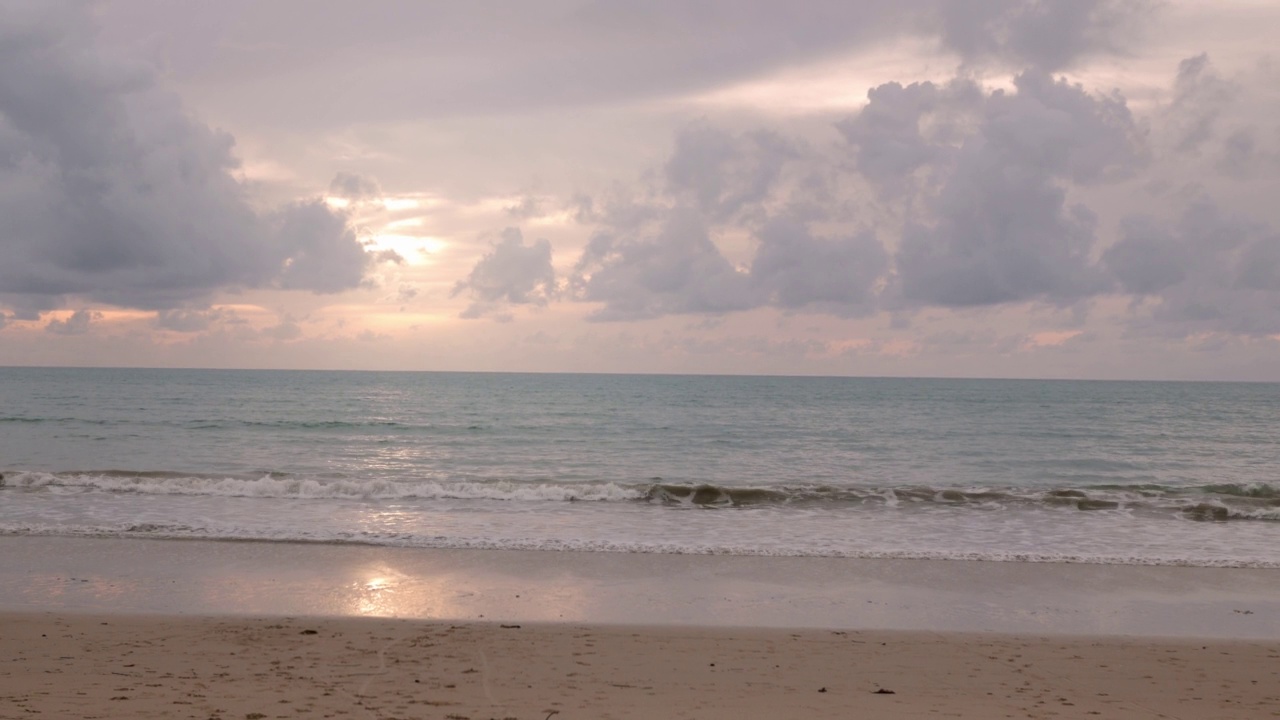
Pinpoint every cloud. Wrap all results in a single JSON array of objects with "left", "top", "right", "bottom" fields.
[
  {"left": 94, "top": 1, "right": 916, "bottom": 125},
  {"left": 504, "top": 195, "right": 544, "bottom": 220},
  {"left": 664, "top": 123, "right": 798, "bottom": 221},
  {"left": 1216, "top": 128, "right": 1260, "bottom": 179},
  {"left": 44, "top": 309, "right": 99, "bottom": 335},
  {"left": 262, "top": 316, "right": 303, "bottom": 341},
  {"left": 1152, "top": 55, "right": 1280, "bottom": 184},
  {"left": 571, "top": 209, "right": 759, "bottom": 321},
  {"left": 453, "top": 228, "right": 557, "bottom": 319},
  {"left": 0, "top": 2, "right": 375, "bottom": 317},
  {"left": 750, "top": 215, "right": 887, "bottom": 316},
  {"left": 835, "top": 79, "right": 984, "bottom": 198},
  {"left": 846, "top": 70, "right": 1145, "bottom": 309},
  {"left": 569, "top": 61, "right": 1160, "bottom": 322},
  {"left": 152, "top": 308, "right": 228, "bottom": 333},
  {"left": 572, "top": 209, "right": 889, "bottom": 321},
  {"left": 564, "top": 59, "right": 1174, "bottom": 323},
  {"left": 328, "top": 171, "right": 382, "bottom": 201},
  {"left": 272, "top": 200, "right": 371, "bottom": 293},
  {"left": 85, "top": 0, "right": 1159, "bottom": 139},
  {"left": 570, "top": 123, "right": 878, "bottom": 321},
  {"left": 1105, "top": 199, "right": 1280, "bottom": 336},
  {"left": 1096, "top": 56, "right": 1280, "bottom": 337},
  {"left": 1164, "top": 53, "right": 1238, "bottom": 155},
  {"left": 931, "top": 0, "right": 1153, "bottom": 71}
]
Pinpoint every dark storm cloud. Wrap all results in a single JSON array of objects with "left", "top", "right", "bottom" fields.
[
  {"left": 1104, "top": 199, "right": 1280, "bottom": 336},
  {"left": 0, "top": 2, "right": 377, "bottom": 316},
  {"left": 452, "top": 228, "right": 558, "bottom": 320},
  {"left": 846, "top": 71, "right": 1146, "bottom": 309}
]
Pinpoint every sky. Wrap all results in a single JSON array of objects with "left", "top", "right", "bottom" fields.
[{"left": 2, "top": 0, "right": 1280, "bottom": 380}]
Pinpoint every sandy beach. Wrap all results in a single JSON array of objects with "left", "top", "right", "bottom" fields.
[
  {"left": 3, "top": 613, "right": 1279, "bottom": 719},
  {"left": 1, "top": 536, "right": 1278, "bottom": 718}
]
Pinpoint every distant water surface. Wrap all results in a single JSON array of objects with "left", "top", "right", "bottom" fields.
[{"left": 1, "top": 367, "right": 1277, "bottom": 566}]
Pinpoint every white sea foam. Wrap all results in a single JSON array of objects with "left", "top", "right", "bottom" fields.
[
  {"left": 5, "top": 472, "right": 1279, "bottom": 521},
  {"left": 3, "top": 521, "right": 1279, "bottom": 569},
  {"left": 5, "top": 471, "right": 647, "bottom": 502}
]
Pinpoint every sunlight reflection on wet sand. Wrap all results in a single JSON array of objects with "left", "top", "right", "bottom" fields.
[{"left": 3, "top": 536, "right": 1278, "bottom": 638}]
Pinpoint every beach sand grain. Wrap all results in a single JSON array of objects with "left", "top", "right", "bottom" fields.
[{"left": 2, "top": 612, "right": 1278, "bottom": 719}]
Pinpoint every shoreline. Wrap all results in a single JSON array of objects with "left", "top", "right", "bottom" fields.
[
  {"left": 4, "top": 535, "right": 1278, "bottom": 638},
  {"left": 7, "top": 528, "right": 1280, "bottom": 570},
  {"left": 5, "top": 535, "right": 1279, "bottom": 718}
]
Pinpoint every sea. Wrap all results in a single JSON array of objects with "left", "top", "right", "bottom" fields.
[{"left": 1, "top": 367, "right": 1277, "bottom": 567}]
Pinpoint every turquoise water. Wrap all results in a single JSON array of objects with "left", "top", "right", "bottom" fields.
[{"left": 1, "top": 367, "right": 1277, "bottom": 566}]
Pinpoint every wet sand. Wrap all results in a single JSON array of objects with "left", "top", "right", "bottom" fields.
[
  {"left": 1, "top": 536, "right": 1278, "bottom": 718},
  {"left": 2, "top": 536, "right": 1279, "bottom": 636}
]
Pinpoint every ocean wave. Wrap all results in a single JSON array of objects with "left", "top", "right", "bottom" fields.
[
  {"left": 0, "top": 471, "right": 646, "bottom": 502},
  {"left": 0, "top": 416, "right": 465, "bottom": 432},
  {"left": 2, "top": 522, "right": 1278, "bottom": 568},
  {"left": 641, "top": 481, "right": 1280, "bottom": 521},
  {"left": 3, "top": 471, "right": 1277, "bottom": 521},
  {"left": 185, "top": 419, "right": 425, "bottom": 431}
]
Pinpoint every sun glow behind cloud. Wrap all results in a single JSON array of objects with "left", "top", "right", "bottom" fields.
[
  {"left": 5, "top": 0, "right": 1280, "bottom": 380},
  {"left": 689, "top": 38, "right": 955, "bottom": 114},
  {"left": 366, "top": 234, "right": 447, "bottom": 264}
]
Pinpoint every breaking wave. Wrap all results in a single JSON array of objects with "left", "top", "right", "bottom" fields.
[
  {"left": 3, "top": 471, "right": 1277, "bottom": 521},
  {"left": 1, "top": 521, "right": 1278, "bottom": 568}
]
